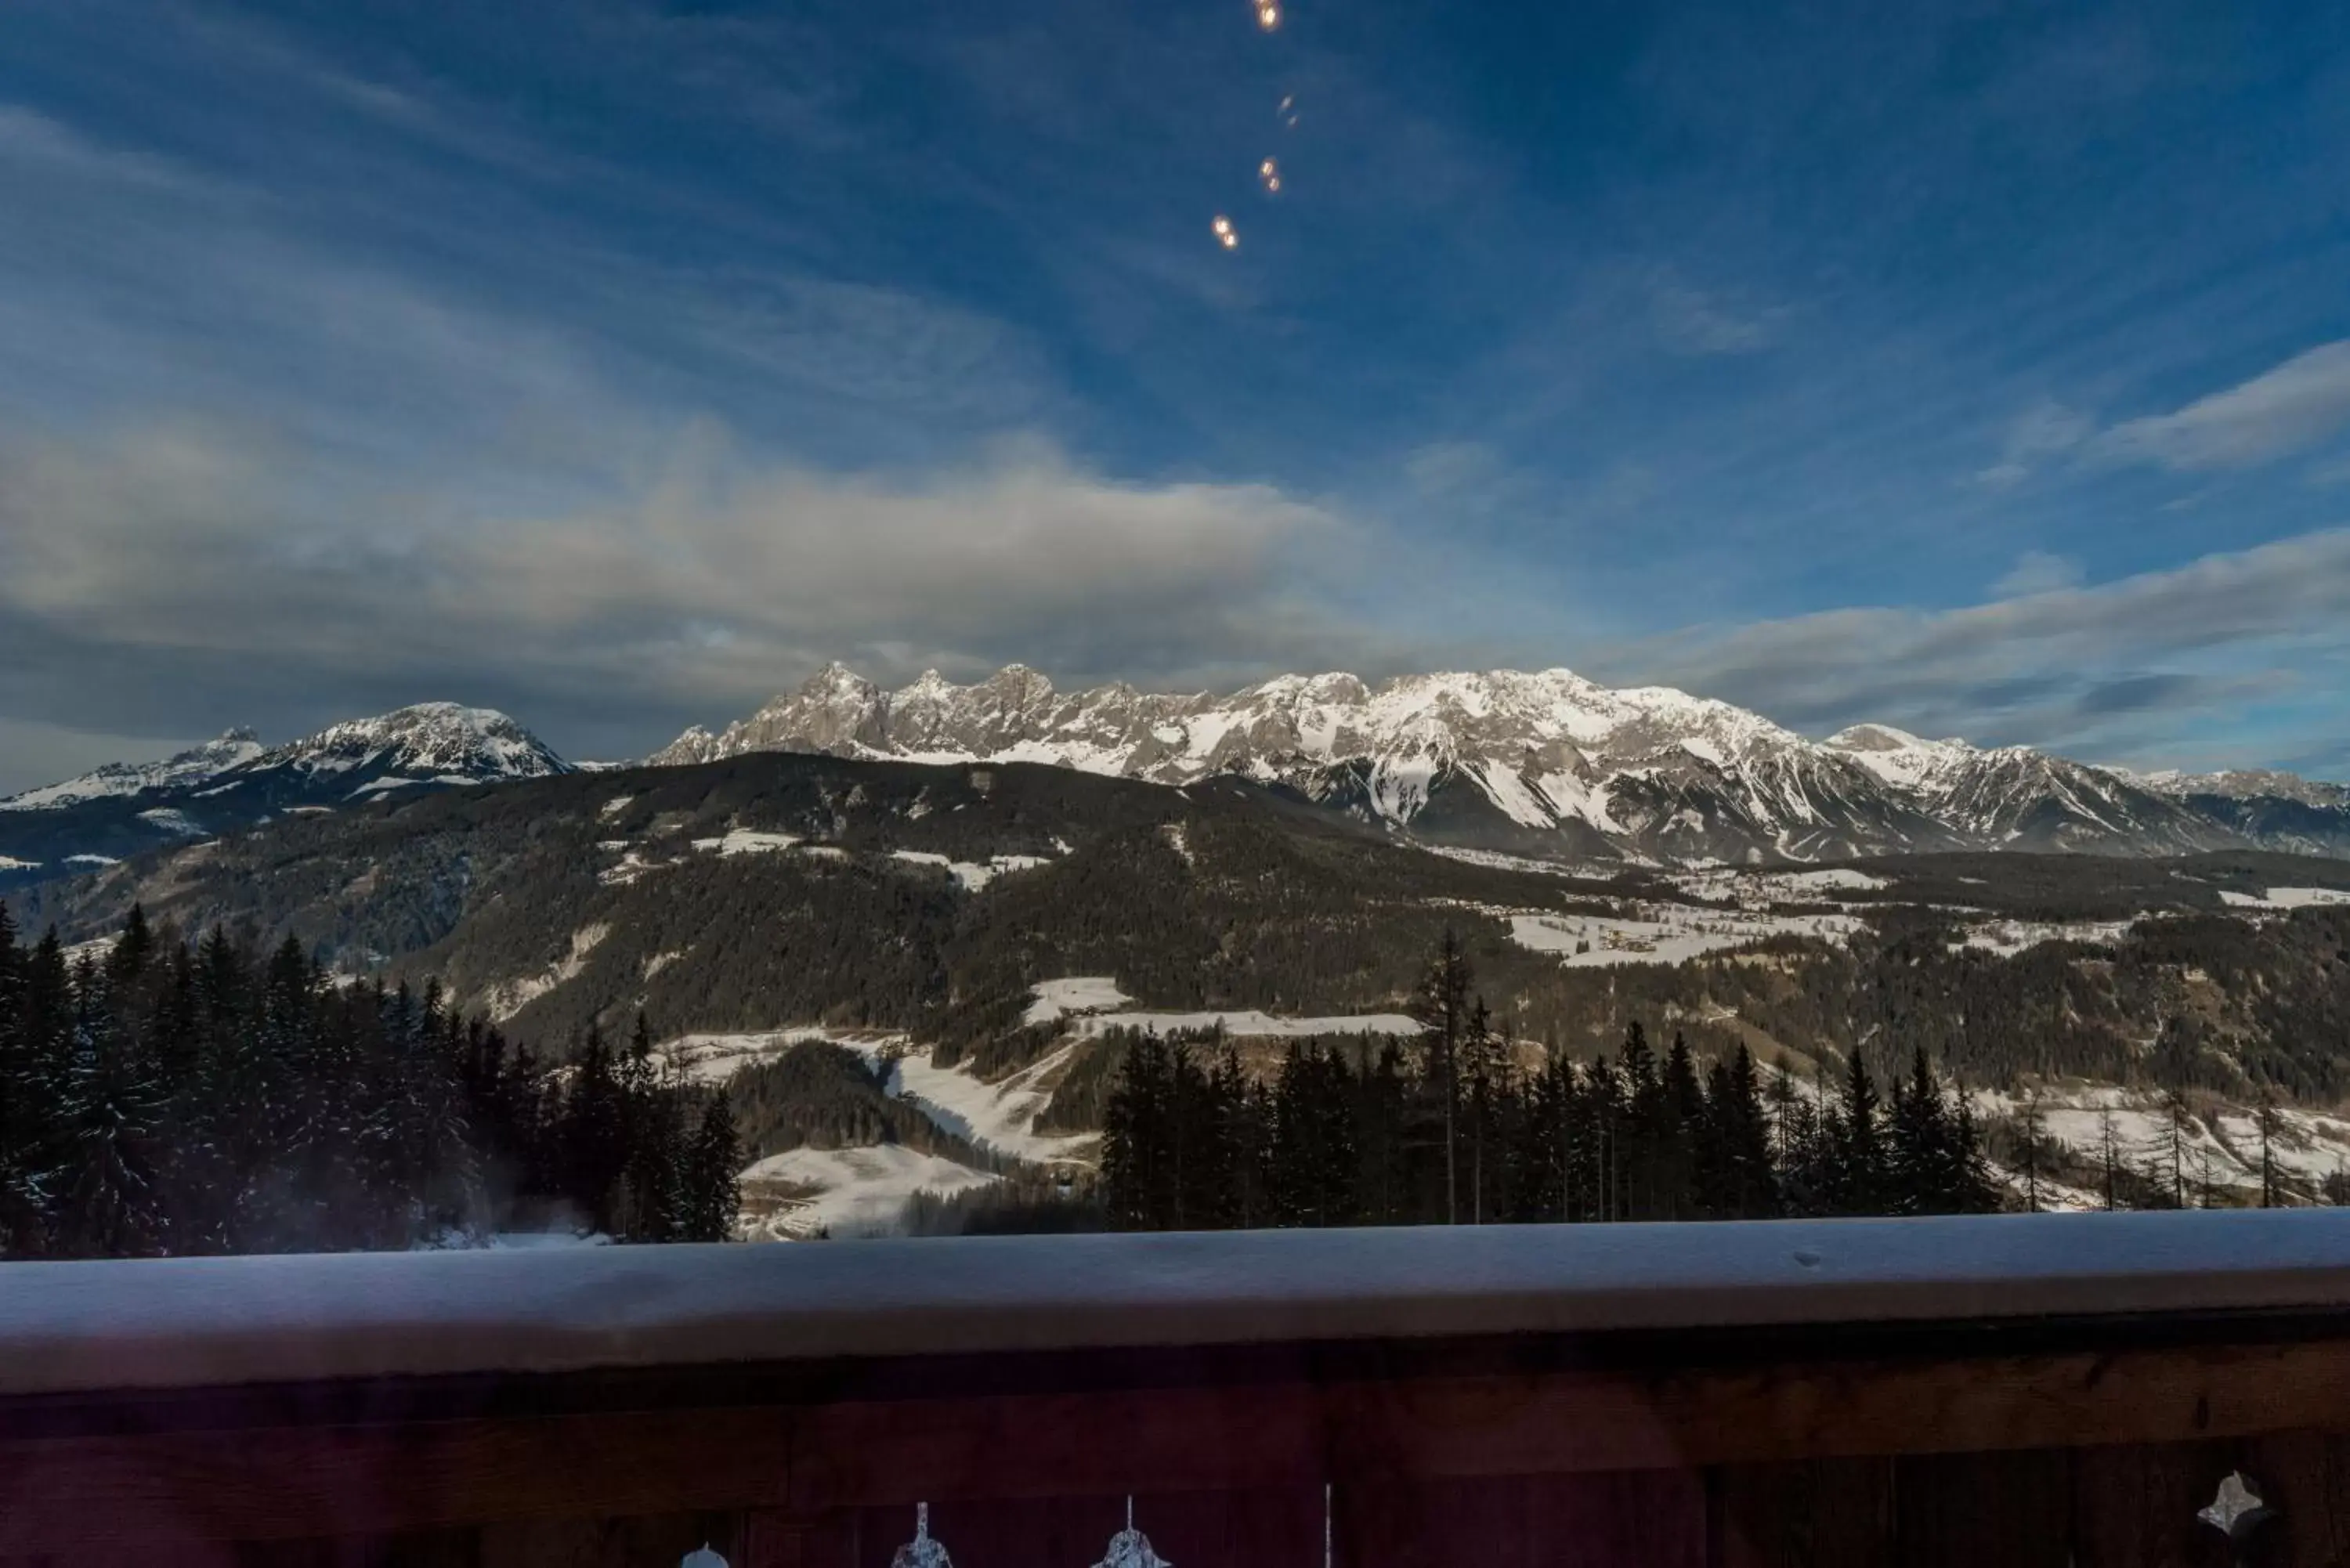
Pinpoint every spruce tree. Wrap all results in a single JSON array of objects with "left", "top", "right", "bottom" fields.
[
  {"left": 1407, "top": 930, "right": 1473, "bottom": 1223},
  {"left": 1831, "top": 1050, "right": 1885, "bottom": 1215},
  {"left": 684, "top": 1093, "right": 743, "bottom": 1242}
]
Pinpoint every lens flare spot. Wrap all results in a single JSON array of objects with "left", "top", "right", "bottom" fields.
[
  {"left": 1260, "top": 157, "right": 1282, "bottom": 194},
  {"left": 1212, "top": 215, "right": 1241, "bottom": 249},
  {"left": 1256, "top": 2, "right": 1280, "bottom": 31}
]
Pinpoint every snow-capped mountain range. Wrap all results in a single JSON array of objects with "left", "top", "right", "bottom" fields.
[
  {"left": 0, "top": 730, "right": 267, "bottom": 814},
  {"left": 654, "top": 663, "right": 2349, "bottom": 865},
  {"left": 7, "top": 668, "right": 2345, "bottom": 891},
  {"left": 0, "top": 703, "right": 567, "bottom": 888}
]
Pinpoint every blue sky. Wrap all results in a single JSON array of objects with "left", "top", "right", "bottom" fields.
[{"left": 4, "top": 0, "right": 2350, "bottom": 789}]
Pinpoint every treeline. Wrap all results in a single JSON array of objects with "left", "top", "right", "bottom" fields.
[
  {"left": 1100, "top": 932, "right": 2001, "bottom": 1231},
  {"left": 0, "top": 904, "right": 739, "bottom": 1259}
]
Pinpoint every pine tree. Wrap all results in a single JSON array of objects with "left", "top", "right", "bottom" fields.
[
  {"left": 53, "top": 958, "right": 165, "bottom": 1257},
  {"left": 683, "top": 1093, "right": 742, "bottom": 1242},
  {"left": 1831, "top": 1050, "right": 1885, "bottom": 1215},
  {"left": 1407, "top": 930, "right": 1473, "bottom": 1223}
]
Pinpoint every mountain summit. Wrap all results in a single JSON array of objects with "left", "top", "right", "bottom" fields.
[
  {"left": 655, "top": 663, "right": 2345, "bottom": 865},
  {"left": 0, "top": 704, "right": 568, "bottom": 889}
]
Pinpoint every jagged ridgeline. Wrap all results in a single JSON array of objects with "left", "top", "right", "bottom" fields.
[{"left": 652, "top": 663, "right": 2350, "bottom": 863}]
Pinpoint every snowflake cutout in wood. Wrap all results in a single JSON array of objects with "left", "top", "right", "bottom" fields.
[
  {"left": 680, "top": 1546, "right": 728, "bottom": 1568},
  {"left": 2198, "top": 1471, "right": 2276, "bottom": 1545},
  {"left": 891, "top": 1504, "right": 954, "bottom": 1568},
  {"left": 1091, "top": 1497, "right": 1173, "bottom": 1568}
]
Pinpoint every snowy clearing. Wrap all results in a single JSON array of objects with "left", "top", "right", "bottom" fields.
[
  {"left": 1958, "top": 918, "right": 2138, "bottom": 956},
  {"left": 737, "top": 1145, "right": 999, "bottom": 1241},
  {"left": 2220, "top": 887, "right": 2350, "bottom": 910},
  {"left": 1072, "top": 1010, "right": 1422, "bottom": 1040},
  {"left": 890, "top": 849, "right": 1051, "bottom": 892},
  {"left": 0, "top": 857, "right": 38, "bottom": 873},
  {"left": 598, "top": 847, "right": 661, "bottom": 886},
  {"left": 1672, "top": 866, "right": 1891, "bottom": 905},
  {"left": 1024, "top": 976, "right": 1135, "bottom": 1026},
  {"left": 64, "top": 854, "right": 118, "bottom": 867},
  {"left": 692, "top": 829, "right": 801, "bottom": 857},
  {"left": 1510, "top": 905, "right": 1862, "bottom": 966},
  {"left": 483, "top": 923, "right": 609, "bottom": 1022},
  {"left": 884, "top": 1042, "right": 1097, "bottom": 1163},
  {"left": 658, "top": 1027, "right": 909, "bottom": 1086},
  {"left": 135, "top": 807, "right": 206, "bottom": 836},
  {"left": 598, "top": 794, "right": 634, "bottom": 820},
  {"left": 1972, "top": 1084, "right": 2350, "bottom": 1203}
]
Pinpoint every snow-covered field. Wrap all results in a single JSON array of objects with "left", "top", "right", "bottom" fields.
[
  {"left": 2221, "top": 887, "right": 2350, "bottom": 910},
  {"left": 1070, "top": 1009, "right": 1422, "bottom": 1040},
  {"left": 659, "top": 1026, "right": 909, "bottom": 1085},
  {"left": 1022, "top": 977, "right": 1418, "bottom": 1042},
  {"left": 737, "top": 1144, "right": 1000, "bottom": 1241},
  {"left": 1025, "top": 976, "right": 1135, "bottom": 1025},
  {"left": 889, "top": 849, "right": 1051, "bottom": 892},
  {"left": 1973, "top": 1083, "right": 2350, "bottom": 1205},
  {"left": 1509, "top": 905, "right": 1863, "bottom": 966},
  {"left": 1671, "top": 866, "right": 1891, "bottom": 904},
  {"left": 1957, "top": 918, "right": 2139, "bottom": 956},
  {"left": 884, "top": 1042, "right": 1097, "bottom": 1162},
  {"left": 691, "top": 829, "right": 801, "bottom": 857}
]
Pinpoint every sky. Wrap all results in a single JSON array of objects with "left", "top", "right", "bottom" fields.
[{"left": 4, "top": 0, "right": 2350, "bottom": 792}]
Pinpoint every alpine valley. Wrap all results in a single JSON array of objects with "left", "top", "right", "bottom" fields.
[{"left": 11, "top": 662, "right": 2350, "bottom": 1237}]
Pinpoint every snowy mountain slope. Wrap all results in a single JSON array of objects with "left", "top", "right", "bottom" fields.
[
  {"left": 1820, "top": 724, "right": 2233, "bottom": 855},
  {"left": 2123, "top": 766, "right": 2350, "bottom": 857},
  {"left": 653, "top": 663, "right": 2305, "bottom": 865},
  {"left": 194, "top": 703, "right": 568, "bottom": 807},
  {"left": 0, "top": 730, "right": 264, "bottom": 812},
  {"left": 0, "top": 703, "right": 567, "bottom": 891}
]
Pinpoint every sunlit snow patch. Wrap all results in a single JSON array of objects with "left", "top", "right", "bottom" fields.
[
  {"left": 692, "top": 829, "right": 801, "bottom": 856},
  {"left": 891, "top": 849, "right": 1051, "bottom": 891},
  {"left": 483, "top": 923, "right": 609, "bottom": 1022},
  {"left": 1511, "top": 905, "right": 1861, "bottom": 966},
  {"left": 884, "top": 1042, "right": 1097, "bottom": 1162},
  {"left": 660, "top": 1027, "right": 909, "bottom": 1086},
  {"left": 1070, "top": 1010, "right": 1421, "bottom": 1040},
  {"left": 1025, "top": 976, "right": 1136, "bottom": 1026},
  {"left": 1958, "top": 918, "right": 2138, "bottom": 956},
  {"left": 737, "top": 1145, "right": 1000, "bottom": 1241},
  {"left": 2220, "top": 887, "right": 2350, "bottom": 910}
]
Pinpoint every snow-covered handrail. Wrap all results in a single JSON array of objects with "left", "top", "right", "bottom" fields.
[{"left": 4, "top": 1211, "right": 2349, "bottom": 1399}]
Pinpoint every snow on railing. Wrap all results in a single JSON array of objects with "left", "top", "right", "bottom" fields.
[{"left": 4, "top": 1209, "right": 2350, "bottom": 1399}]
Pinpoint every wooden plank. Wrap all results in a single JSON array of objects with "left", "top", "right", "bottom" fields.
[
  {"left": 2245, "top": 1430, "right": 2350, "bottom": 1566},
  {"left": 785, "top": 1339, "right": 2350, "bottom": 1511},
  {"left": 13, "top": 1336, "right": 2350, "bottom": 1553},
  {"left": 2069, "top": 1440, "right": 2229, "bottom": 1568},
  {"left": 0, "top": 1408, "right": 793, "bottom": 1555},
  {"left": 1712, "top": 1458, "right": 1895, "bottom": 1568},
  {"left": 1891, "top": 1448, "right": 2073, "bottom": 1568}
]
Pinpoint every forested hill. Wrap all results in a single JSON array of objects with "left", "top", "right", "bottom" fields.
[
  {"left": 1, "top": 746, "right": 2341, "bottom": 1125},
  {"left": 14, "top": 752, "right": 1621, "bottom": 1048}
]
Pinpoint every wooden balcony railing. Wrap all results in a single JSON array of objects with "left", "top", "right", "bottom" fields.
[{"left": 5, "top": 1211, "right": 2350, "bottom": 1565}]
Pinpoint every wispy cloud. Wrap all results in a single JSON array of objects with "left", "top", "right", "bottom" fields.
[
  {"left": 1647, "top": 269, "right": 1785, "bottom": 358},
  {"left": 1976, "top": 399, "right": 2095, "bottom": 488},
  {"left": 2095, "top": 340, "right": 2350, "bottom": 471},
  {"left": 0, "top": 419, "right": 1410, "bottom": 772},
  {"left": 1991, "top": 548, "right": 2084, "bottom": 597},
  {"left": 1610, "top": 529, "right": 2350, "bottom": 764}
]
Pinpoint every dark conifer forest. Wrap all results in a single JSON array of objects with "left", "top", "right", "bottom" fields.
[
  {"left": 0, "top": 903, "right": 738, "bottom": 1259},
  {"left": 1096, "top": 934, "right": 2003, "bottom": 1233}
]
